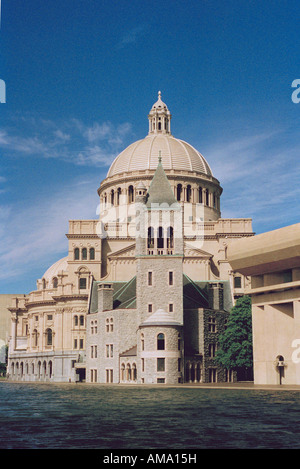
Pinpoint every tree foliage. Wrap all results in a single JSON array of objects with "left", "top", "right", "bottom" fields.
[{"left": 216, "top": 295, "right": 253, "bottom": 371}]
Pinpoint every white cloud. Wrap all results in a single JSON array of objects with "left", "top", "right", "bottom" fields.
[
  {"left": 0, "top": 177, "right": 100, "bottom": 283},
  {"left": 0, "top": 116, "right": 133, "bottom": 167},
  {"left": 201, "top": 130, "right": 300, "bottom": 231}
]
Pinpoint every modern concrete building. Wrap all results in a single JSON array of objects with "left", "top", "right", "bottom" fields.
[
  {"left": 228, "top": 223, "right": 300, "bottom": 385},
  {"left": 7, "top": 92, "right": 254, "bottom": 383}
]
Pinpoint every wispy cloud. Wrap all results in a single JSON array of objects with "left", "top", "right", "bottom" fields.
[
  {"left": 0, "top": 177, "right": 100, "bottom": 284},
  {"left": 202, "top": 130, "right": 300, "bottom": 231},
  {"left": 0, "top": 116, "right": 133, "bottom": 167}
]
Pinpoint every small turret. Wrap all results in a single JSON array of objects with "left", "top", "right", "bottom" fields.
[{"left": 148, "top": 91, "right": 172, "bottom": 135}]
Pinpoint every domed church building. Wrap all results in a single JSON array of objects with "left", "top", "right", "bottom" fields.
[{"left": 7, "top": 93, "right": 254, "bottom": 384}]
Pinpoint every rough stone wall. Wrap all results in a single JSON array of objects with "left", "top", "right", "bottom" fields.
[
  {"left": 139, "top": 325, "right": 182, "bottom": 384},
  {"left": 86, "top": 308, "right": 137, "bottom": 383},
  {"left": 136, "top": 257, "right": 183, "bottom": 324}
]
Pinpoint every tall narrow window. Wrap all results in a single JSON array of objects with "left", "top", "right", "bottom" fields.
[
  {"left": 128, "top": 185, "right": 134, "bottom": 203},
  {"left": 141, "top": 333, "right": 144, "bottom": 351},
  {"left": 198, "top": 187, "right": 203, "bottom": 203},
  {"left": 205, "top": 189, "right": 209, "bottom": 206},
  {"left": 186, "top": 185, "right": 192, "bottom": 202},
  {"left": 79, "top": 278, "right": 87, "bottom": 289},
  {"left": 157, "top": 333, "right": 165, "bottom": 350},
  {"left": 169, "top": 271, "right": 174, "bottom": 286},
  {"left": 148, "top": 271, "right": 153, "bottom": 286},
  {"left": 89, "top": 248, "right": 95, "bottom": 260},
  {"left": 82, "top": 248, "right": 87, "bottom": 260},
  {"left": 117, "top": 187, "right": 122, "bottom": 205},
  {"left": 157, "top": 227, "right": 164, "bottom": 249},
  {"left": 46, "top": 328, "right": 52, "bottom": 346},
  {"left": 157, "top": 358, "right": 165, "bottom": 372},
  {"left": 167, "top": 227, "right": 174, "bottom": 249},
  {"left": 52, "top": 277, "right": 58, "bottom": 288},
  {"left": 208, "top": 317, "right": 216, "bottom": 333},
  {"left": 176, "top": 184, "right": 182, "bottom": 201},
  {"left": 147, "top": 227, "right": 154, "bottom": 249},
  {"left": 74, "top": 248, "right": 80, "bottom": 260}
]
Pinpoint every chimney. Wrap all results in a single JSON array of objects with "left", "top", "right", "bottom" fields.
[
  {"left": 97, "top": 283, "right": 114, "bottom": 312},
  {"left": 208, "top": 283, "right": 224, "bottom": 310}
]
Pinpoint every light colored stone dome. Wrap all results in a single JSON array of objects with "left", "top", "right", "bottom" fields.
[
  {"left": 42, "top": 256, "right": 68, "bottom": 281},
  {"left": 107, "top": 134, "right": 213, "bottom": 178},
  {"left": 106, "top": 91, "right": 213, "bottom": 178}
]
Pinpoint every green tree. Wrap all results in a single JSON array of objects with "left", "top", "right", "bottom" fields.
[{"left": 216, "top": 295, "right": 253, "bottom": 379}]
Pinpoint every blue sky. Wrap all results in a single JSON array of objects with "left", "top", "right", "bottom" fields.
[{"left": 0, "top": 0, "right": 300, "bottom": 293}]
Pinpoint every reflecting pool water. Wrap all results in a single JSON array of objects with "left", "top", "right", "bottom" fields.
[{"left": 0, "top": 382, "right": 299, "bottom": 449}]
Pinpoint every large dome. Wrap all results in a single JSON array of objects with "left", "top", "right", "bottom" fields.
[
  {"left": 42, "top": 256, "right": 68, "bottom": 282},
  {"left": 107, "top": 134, "right": 213, "bottom": 178},
  {"left": 106, "top": 91, "right": 213, "bottom": 179}
]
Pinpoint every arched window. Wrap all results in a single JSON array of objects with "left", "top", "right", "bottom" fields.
[
  {"left": 167, "top": 227, "right": 174, "bottom": 249},
  {"left": 89, "top": 248, "right": 95, "bottom": 260},
  {"left": 132, "top": 363, "right": 137, "bottom": 381},
  {"left": 176, "top": 184, "right": 182, "bottom": 201},
  {"left": 42, "top": 278, "right": 46, "bottom": 289},
  {"left": 157, "top": 227, "right": 164, "bottom": 249},
  {"left": 52, "top": 277, "right": 58, "bottom": 288},
  {"left": 186, "top": 185, "right": 192, "bottom": 202},
  {"left": 74, "top": 315, "right": 78, "bottom": 327},
  {"left": 46, "top": 328, "right": 53, "bottom": 346},
  {"left": 128, "top": 185, "right": 134, "bottom": 203},
  {"left": 121, "top": 363, "right": 125, "bottom": 381},
  {"left": 117, "top": 187, "right": 122, "bottom": 205},
  {"left": 110, "top": 189, "right": 114, "bottom": 206},
  {"left": 147, "top": 226, "right": 154, "bottom": 249},
  {"left": 49, "top": 361, "right": 53, "bottom": 378},
  {"left": 198, "top": 187, "right": 203, "bottom": 203},
  {"left": 141, "top": 333, "right": 145, "bottom": 351},
  {"left": 80, "top": 315, "right": 84, "bottom": 326},
  {"left": 205, "top": 189, "right": 209, "bottom": 206},
  {"left": 82, "top": 248, "right": 87, "bottom": 260},
  {"left": 157, "top": 333, "right": 165, "bottom": 350},
  {"left": 74, "top": 248, "right": 80, "bottom": 260},
  {"left": 126, "top": 363, "right": 131, "bottom": 381}
]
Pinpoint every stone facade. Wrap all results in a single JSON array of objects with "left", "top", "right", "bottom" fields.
[{"left": 6, "top": 93, "right": 253, "bottom": 383}]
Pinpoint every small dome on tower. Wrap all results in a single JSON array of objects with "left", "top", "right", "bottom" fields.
[{"left": 148, "top": 91, "right": 172, "bottom": 135}]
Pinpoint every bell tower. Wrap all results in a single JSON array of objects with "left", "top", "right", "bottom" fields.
[{"left": 135, "top": 157, "right": 184, "bottom": 325}]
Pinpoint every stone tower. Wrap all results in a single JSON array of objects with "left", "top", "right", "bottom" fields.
[{"left": 135, "top": 157, "right": 184, "bottom": 384}]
